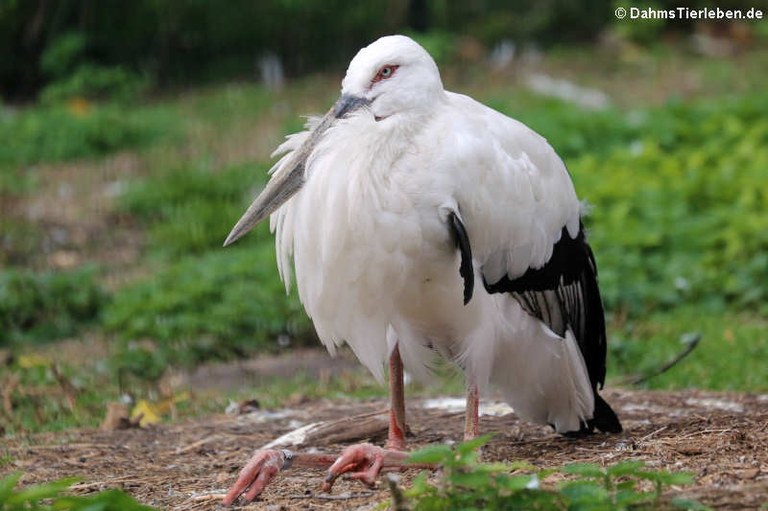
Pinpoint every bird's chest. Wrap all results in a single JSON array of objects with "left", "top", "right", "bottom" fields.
[
  {"left": 293, "top": 142, "right": 457, "bottom": 300},
  {"left": 279, "top": 121, "right": 473, "bottom": 353}
]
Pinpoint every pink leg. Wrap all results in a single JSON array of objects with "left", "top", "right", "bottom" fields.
[
  {"left": 387, "top": 344, "right": 407, "bottom": 450},
  {"left": 323, "top": 344, "right": 408, "bottom": 490},
  {"left": 464, "top": 380, "right": 479, "bottom": 441}
]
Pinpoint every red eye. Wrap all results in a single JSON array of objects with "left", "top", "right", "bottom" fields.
[{"left": 373, "top": 65, "right": 399, "bottom": 83}]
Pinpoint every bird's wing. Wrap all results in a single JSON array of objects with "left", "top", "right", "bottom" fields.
[
  {"left": 440, "top": 92, "right": 606, "bottom": 390},
  {"left": 483, "top": 224, "right": 607, "bottom": 390}
]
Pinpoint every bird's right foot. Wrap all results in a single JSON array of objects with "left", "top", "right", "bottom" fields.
[{"left": 322, "top": 443, "right": 409, "bottom": 492}]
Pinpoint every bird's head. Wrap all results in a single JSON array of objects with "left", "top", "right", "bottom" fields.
[
  {"left": 339, "top": 35, "right": 444, "bottom": 122},
  {"left": 224, "top": 35, "right": 442, "bottom": 246}
]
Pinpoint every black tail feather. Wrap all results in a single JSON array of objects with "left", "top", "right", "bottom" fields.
[
  {"left": 589, "top": 393, "right": 623, "bottom": 433},
  {"left": 561, "top": 392, "right": 622, "bottom": 437}
]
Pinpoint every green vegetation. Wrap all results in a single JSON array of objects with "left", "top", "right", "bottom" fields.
[
  {"left": 116, "top": 163, "right": 272, "bottom": 257},
  {"left": 0, "top": 472, "right": 155, "bottom": 511},
  {"left": 0, "top": 104, "right": 175, "bottom": 171},
  {"left": 395, "top": 436, "right": 704, "bottom": 510},
  {"left": 571, "top": 96, "right": 768, "bottom": 315},
  {"left": 104, "top": 245, "right": 309, "bottom": 369},
  {"left": 0, "top": 267, "right": 105, "bottom": 346},
  {"left": 609, "top": 309, "right": 768, "bottom": 390},
  {"left": 1, "top": 1, "right": 621, "bottom": 100}
]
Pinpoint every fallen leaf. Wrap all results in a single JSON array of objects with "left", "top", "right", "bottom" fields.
[
  {"left": 18, "top": 354, "right": 51, "bottom": 369},
  {"left": 131, "top": 399, "right": 161, "bottom": 427},
  {"left": 130, "top": 392, "right": 191, "bottom": 427}
]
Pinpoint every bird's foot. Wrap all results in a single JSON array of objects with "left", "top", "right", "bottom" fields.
[
  {"left": 222, "top": 449, "right": 290, "bottom": 505},
  {"left": 322, "top": 443, "right": 408, "bottom": 492}
]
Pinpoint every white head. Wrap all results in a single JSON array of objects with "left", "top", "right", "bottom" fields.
[
  {"left": 339, "top": 35, "right": 444, "bottom": 121},
  {"left": 224, "top": 35, "right": 443, "bottom": 246}
]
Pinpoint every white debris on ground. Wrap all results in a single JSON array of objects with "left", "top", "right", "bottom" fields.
[
  {"left": 525, "top": 73, "right": 611, "bottom": 110},
  {"left": 683, "top": 397, "right": 744, "bottom": 413},
  {"left": 421, "top": 397, "right": 514, "bottom": 417},
  {"left": 262, "top": 422, "right": 321, "bottom": 449}
]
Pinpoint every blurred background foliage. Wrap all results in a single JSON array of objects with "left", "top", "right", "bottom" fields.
[
  {"left": 2, "top": 0, "right": 765, "bottom": 100},
  {"left": 4, "top": 0, "right": 606, "bottom": 100},
  {"left": 1, "top": 0, "right": 767, "bottom": 435}
]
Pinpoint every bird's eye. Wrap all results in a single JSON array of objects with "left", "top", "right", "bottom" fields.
[{"left": 373, "top": 65, "right": 399, "bottom": 83}]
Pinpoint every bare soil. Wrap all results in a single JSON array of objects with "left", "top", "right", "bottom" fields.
[{"left": 2, "top": 388, "right": 766, "bottom": 510}]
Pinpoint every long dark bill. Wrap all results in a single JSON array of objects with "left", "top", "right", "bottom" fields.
[{"left": 223, "top": 94, "right": 369, "bottom": 247}]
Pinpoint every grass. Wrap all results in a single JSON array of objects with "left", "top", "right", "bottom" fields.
[
  {"left": 0, "top": 41, "right": 767, "bottom": 440},
  {"left": 608, "top": 309, "right": 768, "bottom": 391},
  {"left": 0, "top": 102, "right": 177, "bottom": 176},
  {"left": 0, "top": 267, "right": 106, "bottom": 346},
  {"left": 115, "top": 161, "right": 273, "bottom": 257},
  {"left": 103, "top": 243, "right": 310, "bottom": 371}
]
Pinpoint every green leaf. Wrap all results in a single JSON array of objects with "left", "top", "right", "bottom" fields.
[
  {"left": 605, "top": 460, "right": 646, "bottom": 477},
  {"left": 559, "top": 480, "right": 610, "bottom": 504},
  {"left": 0, "top": 472, "right": 22, "bottom": 502},
  {"left": 496, "top": 474, "right": 538, "bottom": 492},
  {"left": 408, "top": 444, "right": 454, "bottom": 465},
  {"left": 448, "top": 470, "right": 492, "bottom": 489},
  {"left": 455, "top": 433, "right": 493, "bottom": 456},
  {"left": 614, "top": 488, "right": 653, "bottom": 507},
  {"left": 5, "top": 477, "right": 80, "bottom": 505}
]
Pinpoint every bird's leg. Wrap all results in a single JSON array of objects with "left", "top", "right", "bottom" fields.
[
  {"left": 464, "top": 379, "right": 479, "bottom": 440},
  {"left": 322, "top": 344, "right": 409, "bottom": 491},
  {"left": 387, "top": 344, "right": 407, "bottom": 450},
  {"left": 224, "top": 346, "right": 421, "bottom": 504}
]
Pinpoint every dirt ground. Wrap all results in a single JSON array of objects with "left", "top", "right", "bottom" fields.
[{"left": 2, "top": 386, "right": 766, "bottom": 510}]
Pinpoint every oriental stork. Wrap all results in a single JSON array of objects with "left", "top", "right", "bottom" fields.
[{"left": 222, "top": 34, "right": 622, "bottom": 505}]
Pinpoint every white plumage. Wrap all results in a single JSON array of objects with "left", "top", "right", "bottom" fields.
[{"left": 227, "top": 34, "right": 620, "bottom": 435}]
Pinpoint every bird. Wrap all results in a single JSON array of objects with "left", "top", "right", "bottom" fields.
[{"left": 221, "top": 34, "right": 622, "bottom": 505}]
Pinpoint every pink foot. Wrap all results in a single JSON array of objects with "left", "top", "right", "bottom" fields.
[
  {"left": 322, "top": 443, "right": 407, "bottom": 492},
  {"left": 222, "top": 449, "right": 288, "bottom": 505}
]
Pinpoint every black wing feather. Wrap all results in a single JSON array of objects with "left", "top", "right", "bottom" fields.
[
  {"left": 483, "top": 222, "right": 622, "bottom": 433},
  {"left": 448, "top": 211, "right": 474, "bottom": 305}
]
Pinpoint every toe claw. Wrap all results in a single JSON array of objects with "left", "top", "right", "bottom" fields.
[
  {"left": 223, "top": 449, "right": 286, "bottom": 505},
  {"left": 322, "top": 443, "right": 388, "bottom": 492}
]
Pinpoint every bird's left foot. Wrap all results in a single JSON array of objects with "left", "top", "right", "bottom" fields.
[{"left": 322, "top": 443, "right": 409, "bottom": 492}]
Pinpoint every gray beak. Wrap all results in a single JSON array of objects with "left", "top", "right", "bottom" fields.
[{"left": 223, "top": 94, "right": 370, "bottom": 247}]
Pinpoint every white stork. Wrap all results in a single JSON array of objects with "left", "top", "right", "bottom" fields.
[{"left": 222, "top": 35, "right": 622, "bottom": 505}]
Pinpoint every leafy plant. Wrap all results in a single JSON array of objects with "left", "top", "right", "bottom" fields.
[
  {"left": 117, "top": 162, "right": 272, "bottom": 257},
  {"left": 39, "top": 31, "right": 149, "bottom": 105},
  {"left": 0, "top": 104, "right": 175, "bottom": 169},
  {"left": 0, "top": 472, "right": 156, "bottom": 510},
  {"left": 0, "top": 267, "right": 106, "bottom": 346},
  {"left": 41, "top": 65, "right": 150, "bottom": 105},
  {"left": 398, "top": 437, "right": 705, "bottom": 510},
  {"left": 103, "top": 243, "right": 311, "bottom": 367}
]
